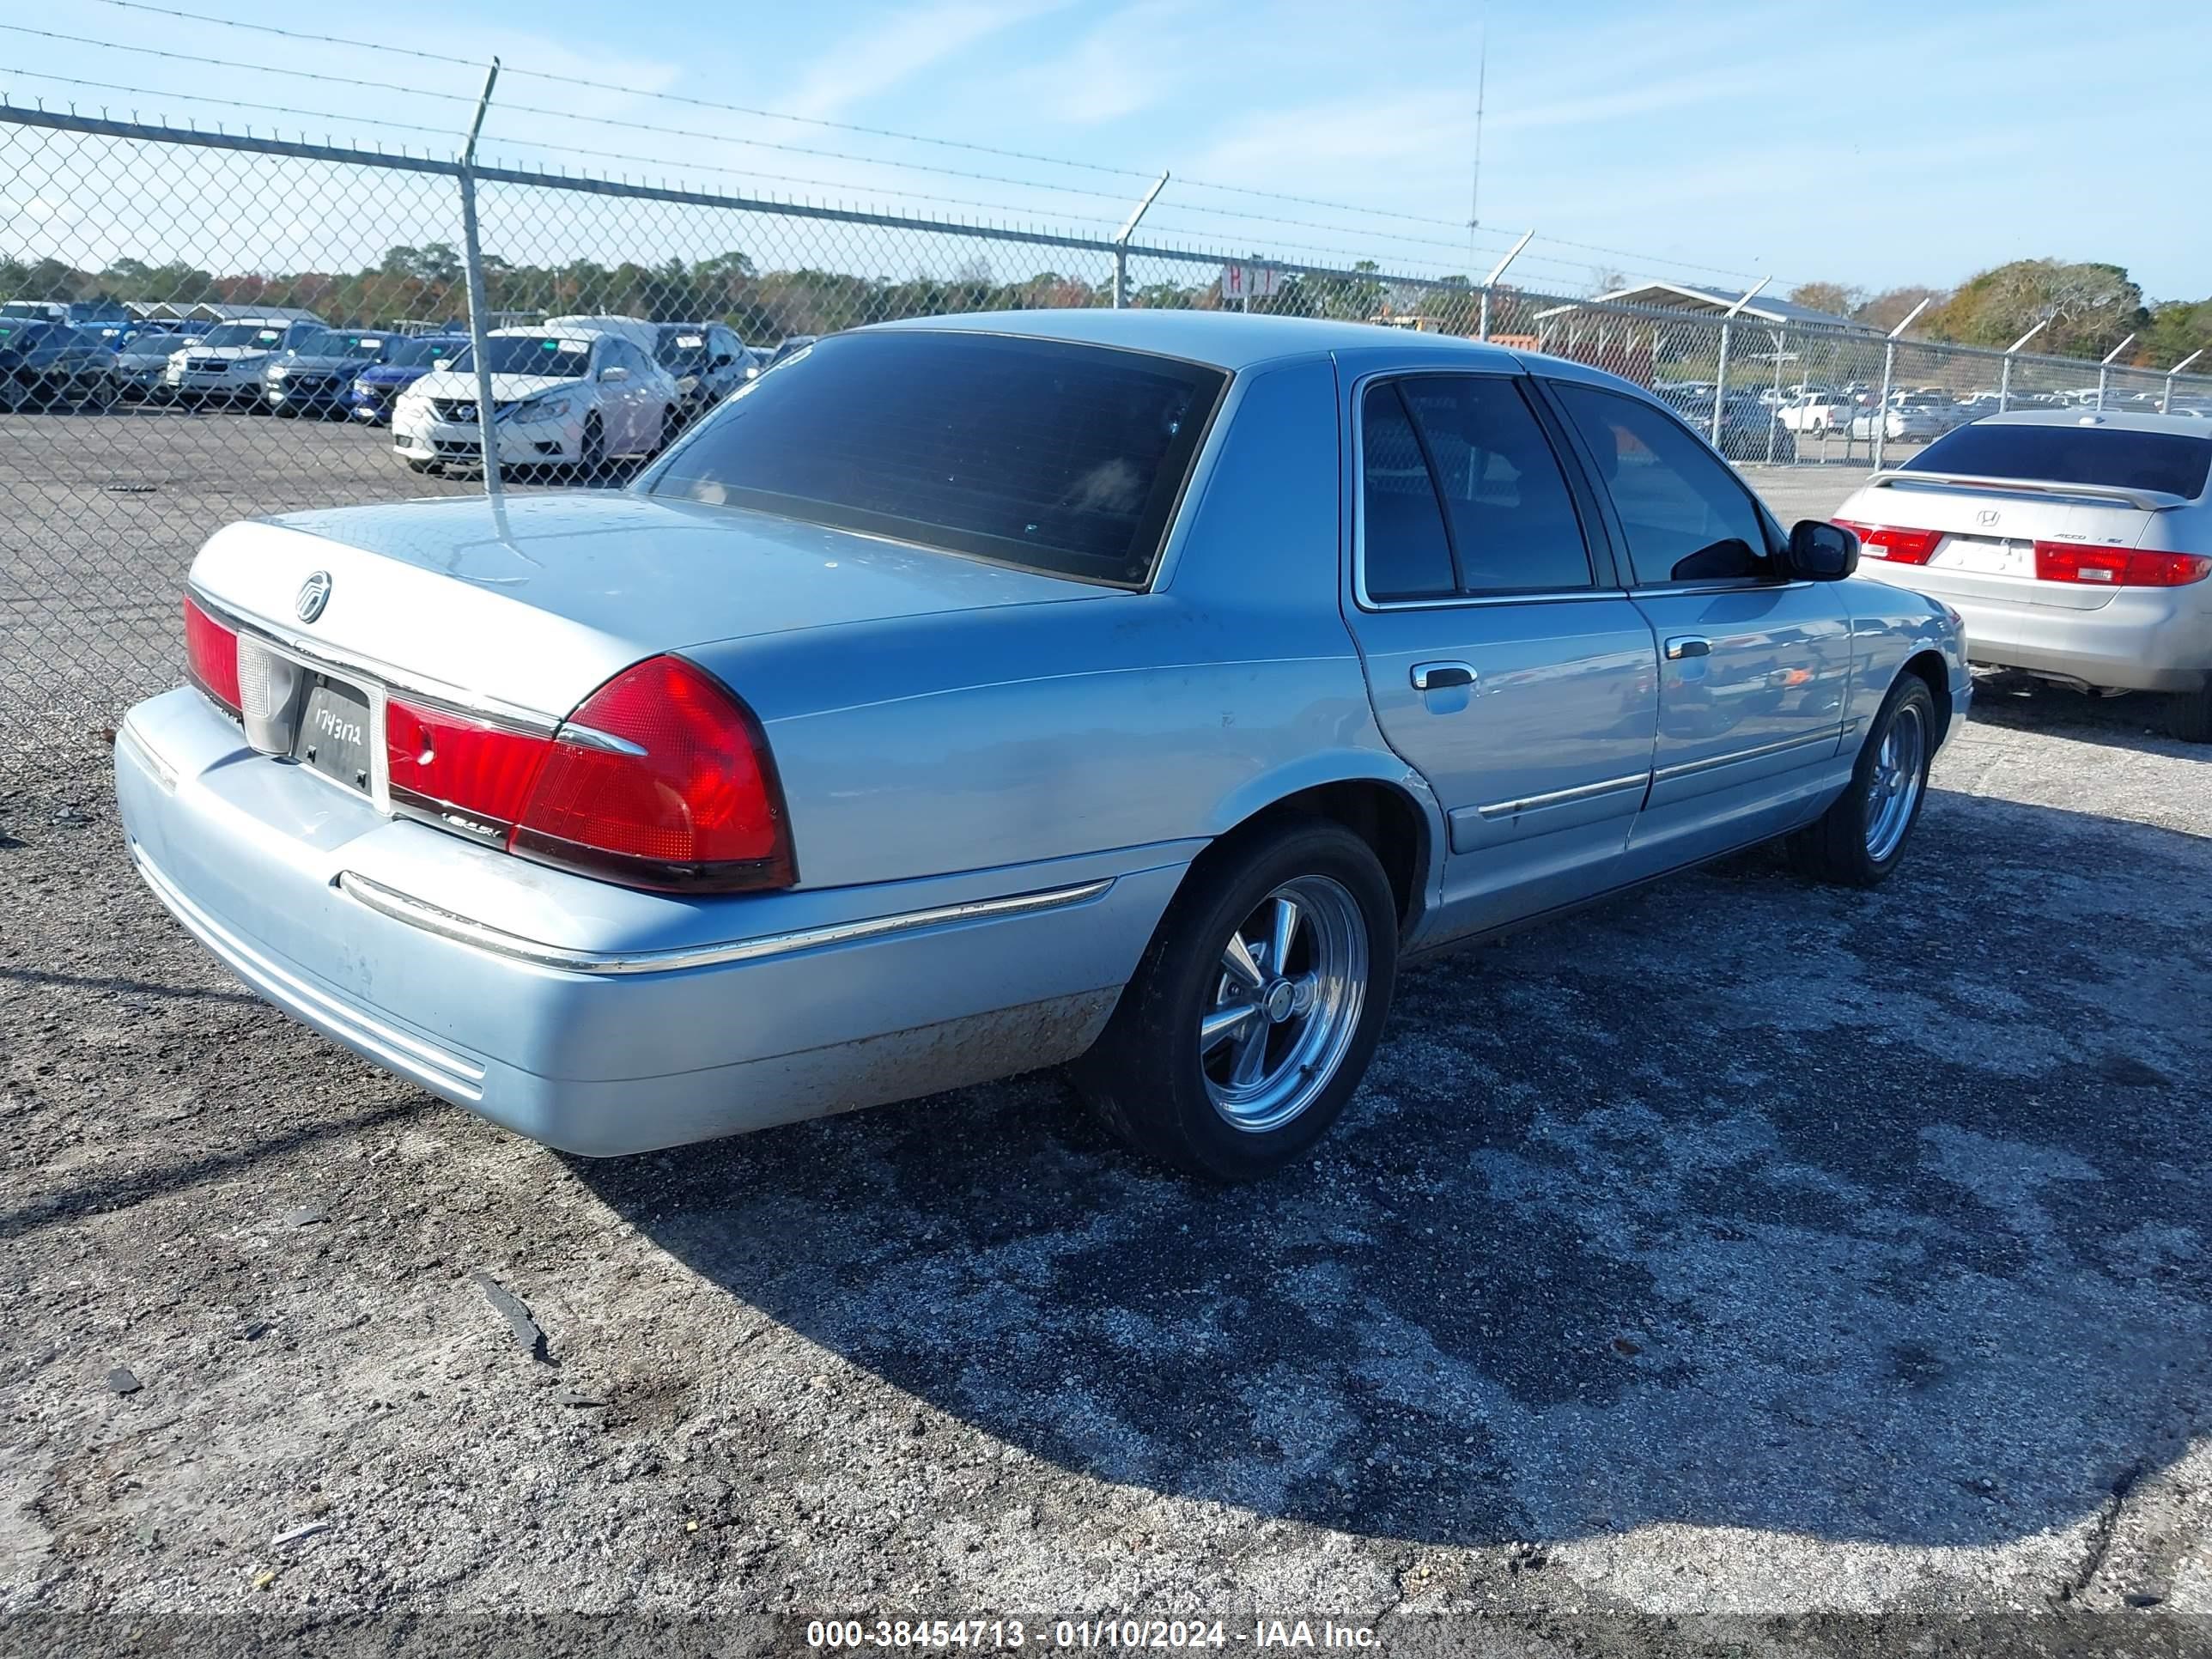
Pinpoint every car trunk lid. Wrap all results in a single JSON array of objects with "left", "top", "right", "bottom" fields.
[{"left": 189, "top": 491, "right": 1110, "bottom": 720}]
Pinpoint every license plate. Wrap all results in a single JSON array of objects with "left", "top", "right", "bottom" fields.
[
  {"left": 1931, "top": 536, "right": 2034, "bottom": 577},
  {"left": 294, "top": 674, "right": 375, "bottom": 795}
]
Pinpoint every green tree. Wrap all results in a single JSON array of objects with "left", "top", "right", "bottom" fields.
[
  {"left": 2140, "top": 297, "right": 2212, "bottom": 369},
  {"left": 1922, "top": 258, "right": 2145, "bottom": 356}
]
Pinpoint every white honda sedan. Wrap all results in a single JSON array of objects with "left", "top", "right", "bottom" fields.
[
  {"left": 391, "top": 325, "right": 680, "bottom": 478},
  {"left": 1835, "top": 410, "right": 2212, "bottom": 739}
]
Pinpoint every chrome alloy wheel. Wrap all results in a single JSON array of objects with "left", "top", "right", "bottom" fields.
[
  {"left": 1864, "top": 701, "right": 1926, "bottom": 861},
  {"left": 1199, "top": 874, "right": 1370, "bottom": 1134}
]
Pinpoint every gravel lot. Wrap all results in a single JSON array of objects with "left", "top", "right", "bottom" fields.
[{"left": 3, "top": 418, "right": 2209, "bottom": 1653}]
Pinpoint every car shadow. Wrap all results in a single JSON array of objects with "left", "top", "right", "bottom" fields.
[
  {"left": 1967, "top": 669, "right": 2203, "bottom": 757},
  {"left": 568, "top": 787, "right": 2211, "bottom": 1553}
]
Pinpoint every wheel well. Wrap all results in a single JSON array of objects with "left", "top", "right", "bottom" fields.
[
  {"left": 1222, "top": 781, "right": 1428, "bottom": 930},
  {"left": 1902, "top": 649, "right": 1952, "bottom": 743}
]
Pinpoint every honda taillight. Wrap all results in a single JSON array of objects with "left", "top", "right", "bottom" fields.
[
  {"left": 2032, "top": 542, "right": 2212, "bottom": 587},
  {"left": 182, "top": 594, "right": 241, "bottom": 714},
  {"left": 514, "top": 655, "right": 793, "bottom": 892},
  {"left": 1832, "top": 520, "right": 1939, "bottom": 564}
]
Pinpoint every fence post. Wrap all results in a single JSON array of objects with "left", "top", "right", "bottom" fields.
[
  {"left": 1109, "top": 172, "right": 1167, "bottom": 310},
  {"left": 1873, "top": 295, "right": 1932, "bottom": 474},
  {"left": 458, "top": 59, "right": 503, "bottom": 499},
  {"left": 2164, "top": 348, "right": 2206, "bottom": 413},
  {"left": 2095, "top": 333, "right": 2136, "bottom": 410},
  {"left": 1766, "top": 329, "right": 1783, "bottom": 465},
  {"left": 1997, "top": 316, "right": 2050, "bottom": 413},
  {"left": 1476, "top": 229, "right": 1531, "bottom": 343},
  {"left": 1711, "top": 277, "right": 1768, "bottom": 449}
]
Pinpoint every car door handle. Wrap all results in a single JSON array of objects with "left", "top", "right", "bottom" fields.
[
  {"left": 1664, "top": 636, "right": 1712, "bottom": 661},
  {"left": 1410, "top": 661, "right": 1477, "bottom": 692}
]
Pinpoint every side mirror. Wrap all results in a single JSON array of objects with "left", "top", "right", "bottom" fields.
[
  {"left": 599, "top": 365, "right": 629, "bottom": 383},
  {"left": 1789, "top": 519, "right": 1859, "bottom": 581}
]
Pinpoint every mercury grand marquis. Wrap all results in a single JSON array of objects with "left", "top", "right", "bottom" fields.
[{"left": 116, "top": 312, "right": 1969, "bottom": 1180}]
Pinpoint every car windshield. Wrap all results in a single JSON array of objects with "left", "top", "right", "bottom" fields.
[
  {"left": 658, "top": 330, "right": 710, "bottom": 366},
  {"left": 325, "top": 334, "right": 388, "bottom": 360},
  {"left": 387, "top": 337, "right": 459, "bottom": 368},
  {"left": 645, "top": 330, "right": 1228, "bottom": 585},
  {"left": 0, "top": 321, "right": 50, "bottom": 349},
  {"left": 198, "top": 324, "right": 288, "bottom": 349},
  {"left": 1905, "top": 422, "right": 2212, "bottom": 499},
  {"left": 444, "top": 336, "right": 592, "bottom": 376}
]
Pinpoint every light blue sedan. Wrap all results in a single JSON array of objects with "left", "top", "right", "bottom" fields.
[{"left": 116, "top": 312, "right": 1968, "bottom": 1179}]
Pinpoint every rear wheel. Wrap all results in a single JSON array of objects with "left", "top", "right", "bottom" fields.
[
  {"left": 1790, "top": 673, "right": 1936, "bottom": 886},
  {"left": 1073, "top": 817, "right": 1397, "bottom": 1182},
  {"left": 2166, "top": 683, "right": 2212, "bottom": 744}
]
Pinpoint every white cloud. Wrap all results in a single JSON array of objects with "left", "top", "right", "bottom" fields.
[{"left": 780, "top": 0, "right": 1065, "bottom": 121}]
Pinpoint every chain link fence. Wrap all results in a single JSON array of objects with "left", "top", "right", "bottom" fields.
[{"left": 5, "top": 105, "right": 2210, "bottom": 750}]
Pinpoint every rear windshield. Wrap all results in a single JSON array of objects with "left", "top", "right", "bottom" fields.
[
  {"left": 643, "top": 331, "right": 1228, "bottom": 584},
  {"left": 1905, "top": 422, "right": 2212, "bottom": 499}
]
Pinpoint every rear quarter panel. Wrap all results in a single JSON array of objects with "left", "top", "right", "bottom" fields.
[{"left": 685, "top": 356, "right": 1439, "bottom": 895}]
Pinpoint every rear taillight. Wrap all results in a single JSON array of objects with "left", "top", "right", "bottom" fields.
[
  {"left": 182, "top": 594, "right": 241, "bottom": 714},
  {"left": 514, "top": 655, "right": 793, "bottom": 892},
  {"left": 2032, "top": 542, "right": 2212, "bottom": 588},
  {"left": 1832, "top": 520, "right": 1939, "bottom": 564},
  {"left": 381, "top": 654, "right": 793, "bottom": 893}
]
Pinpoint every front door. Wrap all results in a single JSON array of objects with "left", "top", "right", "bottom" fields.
[
  {"left": 1542, "top": 379, "right": 1851, "bottom": 863},
  {"left": 1341, "top": 372, "right": 1659, "bottom": 943}
]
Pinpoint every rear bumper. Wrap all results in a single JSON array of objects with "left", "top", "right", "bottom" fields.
[
  {"left": 116, "top": 687, "right": 1184, "bottom": 1155},
  {"left": 1860, "top": 563, "right": 2212, "bottom": 693}
]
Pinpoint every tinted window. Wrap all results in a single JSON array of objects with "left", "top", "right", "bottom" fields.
[
  {"left": 1551, "top": 383, "right": 1770, "bottom": 585},
  {"left": 1397, "top": 376, "right": 1590, "bottom": 592},
  {"left": 447, "top": 336, "right": 592, "bottom": 376},
  {"left": 1359, "top": 384, "right": 1455, "bottom": 601},
  {"left": 647, "top": 331, "right": 1226, "bottom": 584},
  {"left": 1905, "top": 422, "right": 2212, "bottom": 499}
]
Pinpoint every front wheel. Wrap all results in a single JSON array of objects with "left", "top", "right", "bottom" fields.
[
  {"left": 1073, "top": 817, "right": 1398, "bottom": 1181},
  {"left": 573, "top": 415, "right": 605, "bottom": 484},
  {"left": 1789, "top": 673, "right": 1936, "bottom": 886}
]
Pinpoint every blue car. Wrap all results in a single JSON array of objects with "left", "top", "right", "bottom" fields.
[
  {"left": 117, "top": 312, "right": 1968, "bottom": 1179},
  {"left": 349, "top": 334, "right": 467, "bottom": 425}
]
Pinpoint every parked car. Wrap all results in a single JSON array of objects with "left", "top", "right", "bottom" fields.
[
  {"left": 112, "top": 325, "right": 203, "bottom": 400},
  {"left": 1846, "top": 402, "right": 1947, "bottom": 444},
  {"left": 654, "top": 322, "right": 751, "bottom": 425},
  {"left": 1778, "top": 392, "right": 1855, "bottom": 434},
  {"left": 0, "top": 320, "right": 118, "bottom": 410},
  {"left": 1835, "top": 409, "right": 2212, "bottom": 739},
  {"left": 264, "top": 329, "right": 396, "bottom": 416},
  {"left": 349, "top": 334, "right": 466, "bottom": 426},
  {"left": 117, "top": 312, "right": 1968, "bottom": 1178},
  {"left": 1655, "top": 386, "right": 1797, "bottom": 463},
  {"left": 165, "top": 318, "right": 325, "bottom": 407},
  {"left": 390, "top": 322, "right": 681, "bottom": 477}
]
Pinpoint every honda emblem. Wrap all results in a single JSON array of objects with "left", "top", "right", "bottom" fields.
[{"left": 1975, "top": 508, "right": 2001, "bottom": 526}]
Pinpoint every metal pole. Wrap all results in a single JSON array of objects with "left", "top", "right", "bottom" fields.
[
  {"left": 1476, "top": 230, "right": 1530, "bottom": 343},
  {"left": 1997, "top": 316, "right": 2050, "bottom": 414},
  {"left": 1766, "top": 329, "right": 1782, "bottom": 465},
  {"left": 1712, "top": 277, "right": 1768, "bottom": 448},
  {"left": 1869, "top": 300, "right": 1929, "bottom": 473},
  {"left": 1110, "top": 172, "right": 1167, "bottom": 310},
  {"left": 2162, "top": 348, "right": 2204, "bottom": 413},
  {"left": 2096, "top": 333, "right": 2135, "bottom": 410},
  {"left": 458, "top": 59, "right": 502, "bottom": 498}
]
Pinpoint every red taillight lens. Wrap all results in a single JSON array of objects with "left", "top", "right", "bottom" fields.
[
  {"left": 386, "top": 698, "right": 553, "bottom": 834},
  {"left": 512, "top": 655, "right": 794, "bottom": 892},
  {"left": 182, "top": 594, "right": 242, "bottom": 714},
  {"left": 2032, "top": 542, "right": 2212, "bottom": 587},
  {"left": 1832, "top": 520, "right": 1939, "bottom": 564}
]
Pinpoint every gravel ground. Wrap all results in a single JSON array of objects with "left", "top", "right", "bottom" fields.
[{"left": 3, "top": 424, "right": 2209, "bottom": 1655}]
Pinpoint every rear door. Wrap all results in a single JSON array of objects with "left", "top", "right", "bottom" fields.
[
  {"left": 1340, "top": 370, "right": 1659, "bottom": 938},
  {"left": 1543, "top": 378, "right": 1851, "bottom": 857}
]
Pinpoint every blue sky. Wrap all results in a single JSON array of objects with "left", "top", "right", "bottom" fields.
[{"left": 5, "top": 0, "right": 2208, "bottom": 299}]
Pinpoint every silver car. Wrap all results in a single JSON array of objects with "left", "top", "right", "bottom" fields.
[
  {"left": 116, "top": 313, "right": 1968, "bottom": 1179},
  {"left": 1835, "top": 410, "right": 2212, "bottom": 739}
]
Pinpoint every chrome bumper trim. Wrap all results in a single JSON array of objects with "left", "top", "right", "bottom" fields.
[{"left": 337, "top": 871, "right": 1115, "bottom": 976}]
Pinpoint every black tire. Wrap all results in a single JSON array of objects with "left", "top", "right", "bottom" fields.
[
  {"left": 658, "top": 406, "right": 681, "bottom": 455},
  {"left": 574, "top": 415, "right": 605, "bottom": 484},
  {"left": 404, "top": 458, "right": 439, "bottom": 475},
  {"left": 2166, "top": 682, "right": 2212, "bottom": 744},
  {"left": 1073, "top": 816, "right": 1398, "bottom": 1182},
  {"left": 1789, "top": 673, "right": 1937, "bottom": 886}
]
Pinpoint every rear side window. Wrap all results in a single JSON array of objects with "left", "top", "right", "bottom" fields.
[
  {"left": 1550, "top": 383, "right": 1771, "bottom": 585},
  {"left": 1906, "top": 423, "right": 2212, "bottom": 499},
  {"left": 1359, "top": 385, "right": 1456, "bottom": 601},
  {"left": 1395, "top": 376, "right": 1591, "bottom": 592},
  {"left": 646, "top": 331, "right": 1226, "bottom": 584}
]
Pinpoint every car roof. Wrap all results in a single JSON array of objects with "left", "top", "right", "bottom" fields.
[
  {"left": 875, "top": 307, "right": 1534, "bottom": 375},
  {"left": 1974, "top": 409, "right": 2212, "bottom": 436}
]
